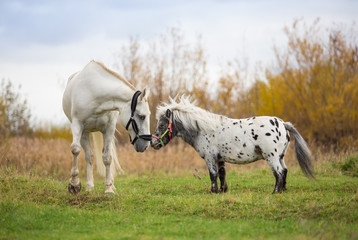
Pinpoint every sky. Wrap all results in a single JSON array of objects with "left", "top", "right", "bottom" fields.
[{"left": 0, "top": 0, "right": 357, "bottom": 126}]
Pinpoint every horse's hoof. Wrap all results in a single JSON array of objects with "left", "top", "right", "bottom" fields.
[
  {"left": 68, "top": 182, "right": 82, "bottom": 194},
  {"left": 105, "top": 188, "right": 115, "bottom": 194},
  {"left": 105, "top": 184, "right": 116, "bottom": 194},
  {"left": 86, "top": 184, "right": 94, "bottom": 192}
]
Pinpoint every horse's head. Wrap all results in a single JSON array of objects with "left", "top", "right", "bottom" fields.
[
  {"left": 125, "top": 88, "right": 151, "bottom": 152},
  {"left": 151, "top": 109, "right": 174, "bottom": 150}
]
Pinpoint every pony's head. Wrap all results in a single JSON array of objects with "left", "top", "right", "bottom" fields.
[
  {"left": 151, "top": 96, "right": 219, "bottom": 150},
  {"left": 125, "top": 88, "right": 151, "bottom": 152},
  {"left": 151, "top": 108, "right": 174, "bottom": 150}
]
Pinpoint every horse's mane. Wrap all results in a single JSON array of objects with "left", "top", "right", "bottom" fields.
[
  {"left": 156, "top": 96, "right": 222, "bottom": 132},
  {"left": 67, "top": 71, "right": 79, "bottom": 83},
  {"left": 92, "top": 60, "right": 136, "bottom": 91}
]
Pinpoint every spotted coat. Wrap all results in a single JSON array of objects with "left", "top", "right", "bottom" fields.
[{"left": 151, "top": 97, "right": 314, "bottom": 194}]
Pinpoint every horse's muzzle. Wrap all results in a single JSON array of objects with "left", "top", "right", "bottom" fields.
[{"left": 134, "top": 139, "right": 150, "bottom": 152}]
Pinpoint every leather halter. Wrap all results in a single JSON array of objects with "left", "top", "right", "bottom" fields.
[{"left": 125, "top": 91, "right": 152, "bottom": 144}]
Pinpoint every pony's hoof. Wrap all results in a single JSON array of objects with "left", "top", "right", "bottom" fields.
[
  {"left": 272, "top": 189, "right": 283, "bottom": 194},
  {"left": 211, "top": 188, "right": 219, "bottom": 194},
  {"left": 220, "top": 184, "right": 228, "bottom": 193},
  {"left": 68, "top": 182, "right": 82, "bottom": 194}
]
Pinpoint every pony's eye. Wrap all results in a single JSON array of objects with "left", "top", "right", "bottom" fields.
[{"left": 139, "top": 115, "right": 145, "bottom": 121}]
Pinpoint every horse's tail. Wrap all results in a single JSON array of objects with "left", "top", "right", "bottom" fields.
[
  {"left": 92, "top": 132, "right": 124, "bottom": 177},
  {"left": 283, "top": 122, "right": 315, "bottom": 179}
]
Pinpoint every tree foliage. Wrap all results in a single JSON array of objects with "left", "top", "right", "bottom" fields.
[
  {"left": 252, "top": 19, "right": 358, "bottom": 148},
  {"left": 0, "top": 79, "right": 32, "bottom": 138}
]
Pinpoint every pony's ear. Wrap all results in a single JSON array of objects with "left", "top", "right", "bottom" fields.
[
  {"left": 166, "top": 109, "right": 172, "bottom": 118},
  {"left": 139, "top": 88, "right": 150, "bottom": 102}
]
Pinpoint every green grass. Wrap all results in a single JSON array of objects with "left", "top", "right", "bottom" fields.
[{"left": 0, "top": 166, "right": 357, "bottom": 240}]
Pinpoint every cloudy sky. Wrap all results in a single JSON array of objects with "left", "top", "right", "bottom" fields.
[{"left": 0, "top": 0, "right": 357, "bottom": 126}]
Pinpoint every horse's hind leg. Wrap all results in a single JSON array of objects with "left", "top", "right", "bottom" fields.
[
  {"left": 218, "top": 162, "right": 228, "bottom": 193},
  {"left": 80, "top": 131, "right": 94, "bottom": 191},
  {"left": 68, "top": 119, "right": 83, "bottom": 194}
]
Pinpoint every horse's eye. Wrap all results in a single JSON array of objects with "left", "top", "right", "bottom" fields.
[{"left": 139, "top": 115, "right": 145, "bottom": 121}]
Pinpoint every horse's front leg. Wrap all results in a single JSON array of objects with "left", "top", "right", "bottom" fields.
[
  {"left": 81, "top": 132, "right": 94, "bottom": 191},
  {"left": 102, "top": 127, "right": 116, "bottom": 194},
  {"left": 218, "top": 161, "right": 228, "bottom": 193},
  {"left": 68, "top": 120, "right": 83, "bottom": 194},
  {"left": 205, "top": 158, "right": 219, "bottom": 193}
]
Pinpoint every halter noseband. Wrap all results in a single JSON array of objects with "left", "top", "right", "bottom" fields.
[
  {"left": 125, "top": 91, "right": 152, "bottom": 145},
  {"left": 152, "top": 117, "right": 173, "bottom": 147}
]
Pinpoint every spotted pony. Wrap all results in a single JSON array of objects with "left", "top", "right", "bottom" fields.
[{"left": 151, "top": 96, "right": 315, "bottom": 194}]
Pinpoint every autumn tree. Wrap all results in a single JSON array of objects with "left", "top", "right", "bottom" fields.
[{"left": 250, "top": 19, "right": 358, "bottom": 148}]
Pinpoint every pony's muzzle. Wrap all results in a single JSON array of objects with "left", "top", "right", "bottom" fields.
[{"left": 150, "top": 136, "right": 162, "bottom": 150}]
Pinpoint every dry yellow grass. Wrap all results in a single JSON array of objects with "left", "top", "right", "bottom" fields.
[{"left": 0, "top": 136, "right": 353, "bottom": 180}]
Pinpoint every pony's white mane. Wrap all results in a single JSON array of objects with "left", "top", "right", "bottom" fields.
[{"left": 156, "top": 96, "right": 222, "bottom": 132}]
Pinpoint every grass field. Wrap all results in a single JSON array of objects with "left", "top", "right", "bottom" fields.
[{"left": 1, "top": 155, "right": 357, "bottom": 240}]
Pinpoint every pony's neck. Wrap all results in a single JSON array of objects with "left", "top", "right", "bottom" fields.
[{"left": 174, "top": 120, "right": 200, "bottom": 148}]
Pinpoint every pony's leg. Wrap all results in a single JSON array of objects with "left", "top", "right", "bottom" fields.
[
  {"left": 80, "top": 131, "right": 94, "bottom": 191},
  {"left": 218, "top": 161, "right": 228, "bottom": 193},
  {"left": 280, "top": 156, "right": 288, "bottom": 191},
  {"left": 279, "top": 145, "right": 289, "bottom": 191},
  {"left": 205, "top": 158, "right": 219, "bottom": 193},
  {"left": 68, "top": 119, "right": 83, "bottom": 194},
  {"left": 102, "top": 126, "right": 116, "bottom": 194},
  {"left": 264, "top": 154, "right": 284, "bottom": 194}
]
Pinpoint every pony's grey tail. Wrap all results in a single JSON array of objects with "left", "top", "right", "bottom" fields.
[{"left": 284, "top": 122, "right": 315, "bottom": 179}]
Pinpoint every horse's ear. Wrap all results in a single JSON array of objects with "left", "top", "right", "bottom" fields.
[
  {"left": 140, "top": 88, "right": 150, "bottom": 102},
  {"left": 166, "top": 109, "right": 171, "bottom": 118}
]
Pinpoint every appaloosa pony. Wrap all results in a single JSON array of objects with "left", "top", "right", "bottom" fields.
[
  {"left": 151, "top": 96, "right": 314, "bottom": 193},
  {"left": 63, "top": 60, "right": 151, "bottom": 194}
]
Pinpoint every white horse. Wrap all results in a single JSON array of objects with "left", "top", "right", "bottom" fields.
[
  {"left": 62, "top": 60, "right": 151, "bottom": 194},
  {"left": 151, "top": 96, "right": 314, "bottom": 194}
]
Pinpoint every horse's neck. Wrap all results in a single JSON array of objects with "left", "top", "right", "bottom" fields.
[{"left": 84, "top": 62, "right": 136, "bottom": 112}]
